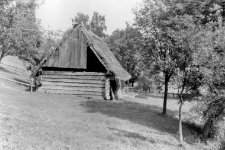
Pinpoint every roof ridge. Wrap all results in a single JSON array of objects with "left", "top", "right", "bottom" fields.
[{"left": 79, "top": 26, "right": 107, "bottom": 45}]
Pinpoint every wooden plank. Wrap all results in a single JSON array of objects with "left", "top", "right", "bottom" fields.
[
  {"left": 45, "top": 49, "right": 57, "bottom": 67},
  {"left": 53, "top": 48, "right": 60, "bottom": 67},
  {"left": 44, "top": 27, "right": 88, "bottom": 69},
  {"left": 77, "top": 29, "right": 81, "bottom": 67},
  {"left": 39, "top": 89, "right": 104, "bottom": 99},
  {"left": 72, "top": 28, "right": 79, "bottom": 68},
  {"left": 42, "top": 81, "right": 104, "bottom": 88},
  {"left": 75, "top": 28, "right": 79, "bottom": 68},
  {"left": 62, "top": 38, "right": 70, "bottom": 68},
  {"left": 43, "top": 75, "right": 106, "bottom": 80},
  {"left": 68, "top": 34, "right": 73, "bottom": 68},
  {"left": 40, "top": 85, "right": 105, "bottom": 92},
  {"left": 105, "top": 77, "right": 110, "bottom": 100},
  {"left": 80, "top": 32, "right": 87, "bottom": 68},
  {"left": 42, "top": 78, "right": 105, "bottom": 84},
  {"left": 38, "top": 88, "right": 104, "bottom": 96},
  {"left": 42, "top": 71, "right": 105, "bottom": 76}
]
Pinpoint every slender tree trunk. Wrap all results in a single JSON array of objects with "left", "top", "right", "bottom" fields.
[
  {"left": 202, "top": 119, "right": 212, "bottom": 144},
  {"left": 222, "top": 1, "right": 225, "bottom": 26},
  {"left": 178, "top": 74, "right": 186, "bottom": 145},
  {"left": 179, "top": 100, "right": 184, "bottom": 144},
  {"left": 163, "top": 75, "right": 169, "bottom": 115},
  {"left": 0, "top": 50, "right": 5, "bottom": 63}
]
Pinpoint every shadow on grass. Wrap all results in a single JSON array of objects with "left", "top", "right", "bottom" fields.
[
  {"left": 82, "top": 100, "right": 177, "bottom": 134},
  {"left": 147, "top": 93, "right": 178, "bottom": 100},
  {"left": 109, "top": 127, "right": 150, "bottom": 142},
  {"left": 81, "top": 100, "right": 202, "bottom": 144},
  {"left": 81, "top": 100, "right": 204, "bottom": 144},
  {"left": 108, "top": 127, "right": 178, "bottom": 147}
]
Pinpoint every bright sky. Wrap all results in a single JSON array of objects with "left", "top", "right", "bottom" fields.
[{"left": 36, "top": 0, "right": 142, "bottom": 35}]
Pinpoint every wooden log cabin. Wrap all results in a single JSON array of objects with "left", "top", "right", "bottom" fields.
[{"left": 33, "top": 24, "right": 131, "bottom": 99}]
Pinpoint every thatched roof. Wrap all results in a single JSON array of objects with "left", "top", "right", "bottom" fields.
[{"left": 35, "top": 24, "right": 131, "bottom": 80}]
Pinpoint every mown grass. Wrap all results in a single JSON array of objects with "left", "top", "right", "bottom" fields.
[
  {"left": 0, "top": 62, "right": 222, "bottom": 150},
  {"left": 82, "top": 99, "right": 205, "bottom": 144}
]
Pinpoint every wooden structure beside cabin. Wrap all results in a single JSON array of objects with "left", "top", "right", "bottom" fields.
[{"left": 33, "top": 24, "right": 131, "bottom": 99}]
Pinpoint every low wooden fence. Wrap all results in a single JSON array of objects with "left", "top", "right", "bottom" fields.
[
  {"left": 0, "top": 76, "right": 35, "bottom": 92},
  {"left": 0, "top": 63, "right": 30, "bottom": 76},
  {"left": 0, "top": 63, "right": 33, "bottom": 91},
  {"left": 126, "top": 87, "right": 178, "bottom": 98}
]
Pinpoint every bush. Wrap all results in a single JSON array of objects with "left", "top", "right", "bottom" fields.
[
  {"left": 216, "top": 120, "right": 225, "bottom": 142},
  {"left": 205, "top": 120, "right": 225, "bottom": 150},
  {"left": 202, "top": 97, "right": 225, "bottom": 141},
  {"left": 134, "top": 94, "right": 148, "bottom": 99}
]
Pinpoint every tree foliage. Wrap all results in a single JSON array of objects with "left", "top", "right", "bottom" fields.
[
  {"left": 72, "top": 11, "right": 107, "bottom": 37},
  {"left": 0, "top": 0, "right": 42, "bottom": 66},
  {"left": 37, "top": 29, "right": 62, "bottom": 61},
  {"left": 192, "top": 24, "right": 225, "bottom": 142},
  {"left": 73, "top": 12, "right": 89, "bottom": 27},
  {"left": 168, "top": 0, "right": 225, "bottom": 143},
  {"left": 105, "top": 24, "right": 142, "bottom": 79},
  {"left": 133, "top": 0, "right": 184, "bottom": 115},
  {"left": 90, "top": 12, "right": 107, "bottom": 38},
  {"left": 133, "top": 0, "right": 225, "bottom": 144}
]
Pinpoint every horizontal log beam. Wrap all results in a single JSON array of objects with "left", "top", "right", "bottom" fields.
[
  {"left": 43, "top": 75, "right": 106, "bottom": 80},
  {"left": 42, "top": 71, "right": 105, "bottom": 76},
  {"left": 42, "top": 81, "right": 105, "bottom": 88},
  {"left": 42, "top": 78, "right": 105, "bottom": 84},
  {"left": 40, "top": 85, "right": 105, "bottom": 92},
  {"left": 38, "top": 88, "right": 104, "bottom": 97}
]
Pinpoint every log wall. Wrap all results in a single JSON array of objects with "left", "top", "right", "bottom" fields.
[{"left": 38, "top": 71, "right": 106, "bottom": 99}]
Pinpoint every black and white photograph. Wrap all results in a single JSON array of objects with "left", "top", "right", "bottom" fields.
[{"left": 0, "top": 0, "right": 225, "bottom": 149}]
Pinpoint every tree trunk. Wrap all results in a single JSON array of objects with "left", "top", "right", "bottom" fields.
[
  {"left": 163, "top": 75, "right": 169, "bottom": 115},
  {"left": 105, "top": 77, "right": 110, "bottom": 100},
  {"left": 222, "top": 2, "right": 225, "bottom": 25},
  {"left": 202, "top": 119, "right": 212, "bottom": 144},
  {"left": 179, "top": 100, "right": 184, "bottom": 144},
  {"left": 0, "top": 50, "right": 5, "bottom": 63}
]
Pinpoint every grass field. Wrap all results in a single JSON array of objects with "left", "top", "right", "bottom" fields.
[{"left": 0, "top": 58, "right": 216, "bottom": 150}]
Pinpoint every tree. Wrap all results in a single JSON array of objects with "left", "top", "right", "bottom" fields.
[
  {"left": 0, "top": 0, "right": 42, "bottom": 65},
  {"left": 37, "top": 29, "right": 62, "bottom": 61},
  {"left": 166, "top": 0, "right": 225, "bottom": 143},
  {"left": 134, "top": 0, "right": 179, "bottom": 115},
  {"left": 105, "top": 23, "right": 142, "bottom": 79},
  {"left": 169, "top": 0, "right": 225, "bottom": 141},
  {"left": 72, "top": 12, "right": 89, "bottom": 28},
  {"left": 90, "top": 11, "right": 107, "bottom": 37},
  {"left": 170, "top": 22, "right": 202, "bottom": 144},
  {"left": 0, "top": 0, "right": 19, "bottom": 62},
  {"left": 134, "top": 0, "right": 225, "bottom": 144},
  {"left": 133, "top": 0, "right": 224, "bottom": 115},
  {"left": 72, "top": 11, "right": 107, "bottom": 38},
  {"left": 192, "top": 24, "right": 225, "bottom": 143},
  {"left": 157, "top": 3, "right": 205, "bottom": 142}
]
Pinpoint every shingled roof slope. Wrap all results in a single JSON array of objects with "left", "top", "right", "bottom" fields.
[{"left": 80, "top": 26, "right": 131, "bottom": 80}]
